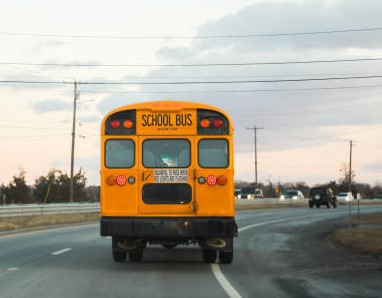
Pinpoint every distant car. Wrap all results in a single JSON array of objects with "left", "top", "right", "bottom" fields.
[
  {"left": 234, "top": 189, "right": 241, "bottom": 199},
  {"left": 308, "top": 187, "right": 337, "bottom": 208},
  {"left": 372, "top": 194, "right": 382, "bottom": 200},
  {"left": 280, "top": 190, "right": 304, "bottom": 200},
  {"left": 336, "top": 192, "right": 353, "bottom": 201},
  {"left": 238, "top": 187, "right": 264, "bottom": 199}
]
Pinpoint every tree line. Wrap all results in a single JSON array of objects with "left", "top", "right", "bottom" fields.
[
  {"left": 1, "top": 167, "right": 381, "bottom": 204},
  {"left": 0, "top": 168, "right": 100, "bottom": 204}
]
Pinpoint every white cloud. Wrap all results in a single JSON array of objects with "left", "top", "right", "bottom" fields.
[{"left": 32, "top": 100, "right": 69, "bottom": 114}]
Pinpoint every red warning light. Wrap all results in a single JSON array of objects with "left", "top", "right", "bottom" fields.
[
  {"left": 110, "top": 119, "right": 121, "bottom": 129},
  {"left": 213, "top": 118, "right": 223, "bottom": 128}
]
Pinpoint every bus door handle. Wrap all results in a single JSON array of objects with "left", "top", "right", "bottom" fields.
[
  {"left": 192, "top": 168, "right": 199, "bottom": 212},
  {"left": 193, "top": 169, "right": 197, "bottom": 180}
]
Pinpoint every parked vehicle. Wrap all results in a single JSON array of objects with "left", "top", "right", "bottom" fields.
[{"left": 308, "top": 187, "right": 337, "bottom": 208}]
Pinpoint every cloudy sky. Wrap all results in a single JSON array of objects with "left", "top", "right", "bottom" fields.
[{"left": 1, "top": 0, "right": 381, "bottom": 187}]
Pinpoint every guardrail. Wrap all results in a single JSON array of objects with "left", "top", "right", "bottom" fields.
[
  {"left": 0, "top": 200, "right": 290, "bottom": 217},
  {"left": 235, "top": 198, "right": 293, "bottom": 205},
  {"left": 0, "top": 203, "right": 100, "bottom": 218},
  {"left": 0, "top": 199, "right": 378, "bottom": 217}
]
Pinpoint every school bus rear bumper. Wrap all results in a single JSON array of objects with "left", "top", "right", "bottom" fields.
[{"left": 100, "top": 216, "right": 237, "bottom": 238}]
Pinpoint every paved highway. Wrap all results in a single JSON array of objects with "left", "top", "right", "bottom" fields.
[{"left": 1, "top": 205, "right": 381, "bottom": 298}]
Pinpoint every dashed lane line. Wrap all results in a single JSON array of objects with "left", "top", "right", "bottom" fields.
[{"left": 51, "top": 248, "right": 72, "bottom": 255}]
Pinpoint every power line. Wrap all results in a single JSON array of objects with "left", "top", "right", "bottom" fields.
[
  {"left": 2, "top": 82, "right": 382, "bottom": 93},
  {"left": 2, "top": 57, "right": 382, "bottom": 67},
  {"left": 1, "top": 26, "right": 382, "bottom": 39},
  {"left": 78, "top": 83, "right": 382, "bottom": 94},
  {"left": 2, "top": 74, "right": 382, "bottom": 85}
]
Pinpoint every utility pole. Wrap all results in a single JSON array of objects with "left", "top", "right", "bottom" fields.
[
  {"left": 348, "top": 140, "right": 353, "bottom": 192},
  {"left": 247, "top": 125, "right": 264, "bottom": 186},
  {"left": 70, "top": 81, "right": 79, "bottom": 203}
]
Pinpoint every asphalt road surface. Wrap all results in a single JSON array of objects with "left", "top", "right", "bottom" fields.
[{"left": 1, "top": 205, "right": 381, "bottom": 298}]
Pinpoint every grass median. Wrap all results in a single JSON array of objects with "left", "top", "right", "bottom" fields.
[
  {"left": 0, "top": 213, "right": 100, "bottom": 232},
  {"left": 327, "top": 213, "right": 382, "bottom": 255}
]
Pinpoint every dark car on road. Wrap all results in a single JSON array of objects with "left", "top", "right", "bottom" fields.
[{"left": 308, "top": 187, "right": 337, "bottom": 208}]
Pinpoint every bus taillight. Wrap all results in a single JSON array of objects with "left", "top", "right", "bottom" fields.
[
  {"left": 116, "top": 175, "right": 127, "bottom": 186},
  {"left": 199, "top": 175, "right": 227, "bottom": 186},
  {"left": 106, "top": 175, "right": 129, "bottom": 186},
  {"left": 106, "top": 175, "right": 117, "bottom": 186},
  {"left": 217, "top": 175, "right": 227, "bottom": 185},
  {"left": 207, "top": 175, "right": 217, "bottom": 186}
]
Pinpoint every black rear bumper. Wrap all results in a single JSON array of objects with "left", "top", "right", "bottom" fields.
[{"left": 100, "top": 216, "right": 237, "bottom": 238}]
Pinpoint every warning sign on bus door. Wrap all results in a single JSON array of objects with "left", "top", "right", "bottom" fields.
[{"left": 154, "top": 169, "right": 188, "bottom": 183}]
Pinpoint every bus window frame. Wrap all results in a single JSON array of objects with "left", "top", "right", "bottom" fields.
[
  {"left": 198, "top": 138, "right": 229, "bottom": 168},
  {"left": 104, "top": 138, "right": 135, "bottom": 169}
]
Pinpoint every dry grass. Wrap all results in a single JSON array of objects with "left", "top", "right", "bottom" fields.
[
  {"left": 328, "top": 213, "right": 382, "bottom": 254},
  {"left": 0, "top": 213, "right": 100, "bottom": 232}
]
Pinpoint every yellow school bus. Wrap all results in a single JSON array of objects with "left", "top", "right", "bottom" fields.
[{"left": 100, "top": 100, "right": 237, "bottom": 263}]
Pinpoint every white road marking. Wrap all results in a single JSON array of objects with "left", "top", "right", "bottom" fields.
[
  {"left": 211, "top": 263, "right": 242, "bottom": 298},
  {"left": 210, "top": 218, "right": 292, "bottom": 298},
  {"left": 238, "top": 218, "right": 288, "bottom": 233},
  {"left": 7, "top": 267, "right": 19, "bottom": 272},
  {"left": 51, "top": 248, "right": 72, "bottom": 255}
]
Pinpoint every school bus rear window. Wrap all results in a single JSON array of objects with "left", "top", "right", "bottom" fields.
[
  {"left": 142, "top": 139, "right": 190, "bottom": 168},
  {"left": 105, "top": 139, "right": 135, "bottom": 168},
  {"left": 198, "top": 139, "right": 228, "bottom": 168}
]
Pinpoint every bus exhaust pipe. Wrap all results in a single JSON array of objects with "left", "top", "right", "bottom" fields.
[
  {"left": 205, "top": 238, "right": 227, "bottom": 249},
  {"left": 117, "top": 238, "right": 145, "bottom": 251}
]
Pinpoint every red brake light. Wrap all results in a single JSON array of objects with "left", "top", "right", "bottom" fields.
[
  {"left": 213, "top": 118, "right": 223, "bottom": 128},
  {"left": 110, "top": 119, "right": 121, "bottom": 129},
  {"left": 207, "top": 175, "right": 217, "bottom": 186},
  {"left": 116, "top": 175, "right": 127, "bottom": 186}
]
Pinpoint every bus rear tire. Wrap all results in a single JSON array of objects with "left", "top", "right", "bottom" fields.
[
  {"left": 129, "top": 249, "right": 143, "bottom": 262},
  {"left": 219, "top": 251, "right": 233, "bottom": 264},
  {"left": 202, "top": 249, "right": 217, "bottom": 263},
  {"left": 113, "top": 251, "right": 127, "bottom": 262}
]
